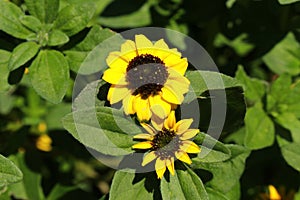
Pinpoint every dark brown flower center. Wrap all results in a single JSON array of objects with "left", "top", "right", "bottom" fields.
[
  {"left": 126, "top": 54, "right": 168, "bottom": 99},
  {"left": 151, "top": 127, "right": 181, "bottom": 159}
]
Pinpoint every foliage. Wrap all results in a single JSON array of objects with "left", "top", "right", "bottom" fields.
[{"left": 1, "top": 0, "right": 300, "bottom": 199}]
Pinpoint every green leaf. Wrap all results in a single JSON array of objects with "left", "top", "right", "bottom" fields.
[
  {"left": 0, "top": 92, "right": 16, "bottom": 115},
  {"left": 62, "top": 107, "right": 141, "bottom": 156},
  {"left": 275, "top": 112, "right": 300, "bottom": 143},
  {"left": 29, "top": 50, "right": 69, "bottom": 104},
  {"left": 235, "top": 65, "right": 266, "bottom": 103},
  {"left": 184, "top": 70, "right": 241, "bottom": 103},
  {"left": 193, "top": 133, "right": 231, "bottom": 163},
  {"left": 73, "top": 32, "right": 124, "bottom": 74},
  {"left": 99, "top": 2, "right": 151, "bottom": 28},
  {"left": 8, "top": 41, "right": 40, "bottom": 71},
  {"left": 263, "top": 32, "right": 300, "bottom": 75},
  {"left": 0, "top": 50, "right": 11, "bottom": 92},
  {"left": 47, "top": 30, "right": 69, "bottom": 46},
  {"left": 161, "top": 167, "right": 209, "bottom": 200},
  {"left": 0, "top": 154, "right": 23, "bottom": 188},
  {"left": 24, "top": 0, "right": 59, "bottom": 23},
  {"left": 206, "top": 187, "right": 230, "bottom": 200},
  {"left": 278, "top": 0, "right": 300, "bottom": 4},
  {"left": 110, "top": 171, "right": 157, "bottom": 200},
  {"left": 64, "top": 26, "right": 115, "bottom": 73},
  {"left": 0, "top": 0, "right": 33, "bottom": 39},
  {"left": 214, "top": 33, "right": 254, "bottom": 56},
  {"left": 53, "top": 3, "right": 95, "bottom": 36},
  {"left": 192, "top": 145, "right": 250, "bottom": 193},
  {"left": 8, "top": 153, "right": 45, "bottom": 200},
  {"left": 244, "top": 103, "right": 275, "bottom": 150},
  {"left": 280, "top": 142, "right": 300, "bottom": 172},
  {"left": 19, "top": 15, "right": 42, "bottom": 33},
  {"left": 45, "top": 103, "right": 71, "bottom": 130},
  {"left": 268, "top": 74, "right": 291, "bottom": 106},
  {"left": 46, "top": 184, "right": 76, "bottom": 200}
]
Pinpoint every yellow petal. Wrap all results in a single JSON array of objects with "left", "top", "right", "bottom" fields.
[
  {"left": 107, "top": 85, "right": 131, "bottom": 104},
  {"left": 179, "top": 129, "right": 199, "bottom": 140},
  {"left": 133, "top": 95, "right": 151, "bottom": 121},
  {"left": 175, "top": 119, "right": 193, "bottom": 134},
  {"left": 167, "top": 57, "right": 188, "bottom": 76},
  {"left": 161, "top": 86, "right": 183, "bottom": 104},
  {"left": 121, "top": 40, "right": 138, "bottom": 61},
  {"left": 155, "top": 158, "right": 166, "bottom": 179},
  {"left": 106, "top": 51, "right": 128, "bottom": 73},
  {"left": 268, "top": 185, "right": 281, "bottom": 200},
  {"left": 142, "top": 151, "right": 157, "bottom": 166},
  {"left": 150, "top": 106, "right": 164, "bottom": 131},
  {"left": 123, "top": 94, "right": 135, "bottom": 115},
  {"left": 180, "top": 141, "right": 201, "bottom": 154},
  {"left": 164, "top": 79, "right": 189, "bottom": 95},
  {"left": 164, "top": 110, "right": 176, "bottom": 130},
  {"left": 149, "top": 95, "right": 171, "bottom": 119},
  {"left": 166, "top": 157, "right": 175, "bottom": 176},
  {"left": 133, "top": 133, "right": 153, "bottom": 140},
  {"left": 102, "top": 68, "right": 127, "bottom": 85},
  {"left": 132, "top": 141, "right": 152, "bottom": 149},
  {"left": 175, "top": 151, "right": 192, "bottom": 164},
  {"left": 154, "top": 39, "right": 169, "bottom": 49},
  {"left": 141, "top": 123, "right": 156, "bottom": 135},
  {"left": 135, "top": 34, "right": 153, "bottom": 55}
]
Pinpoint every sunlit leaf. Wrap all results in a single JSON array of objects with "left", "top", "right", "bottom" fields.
[
  {"left": 244, "top": 103, "right": 275, "bottom": 150},
  {"left": 8, "top": 41, "right": 40, "bottom": 71},
  {"left": 24, "top": 0, "right": 59, "bottom": 23},
  {"left": 0, "top": 154, "right": 23, "bottom": 188},
  {"left": 30, "top": 50, "right": 69, "bottom": 104},
  {"left": 0, "top": 0, "right": 33, "bottom": 39}
]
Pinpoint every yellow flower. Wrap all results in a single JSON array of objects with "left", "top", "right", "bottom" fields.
[
  {"left": 36, "top": 134, "right": 52, "bottom": 152},
  {"left": 268, "top": 185, "right": 281, "bottom": 200},
  {"left": 102, "top": 34, "right": 190, "bottom": 121},
  {"left": 132, "top": 111, "right": 200, "bottom": 179}
]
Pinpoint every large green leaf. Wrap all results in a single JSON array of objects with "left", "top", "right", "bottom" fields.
[
  {"left": 110, "top": 171, "right": 158, "bottom": 200},
  {"left": 235, "top": 65, "right": 266, "bottom": 103},
  {"left": 0, "top": 154, "right": 23, "bottom": 188},
  {"left": 99, "top": 2, "right": 151, "bottom": 28},
  {"left": 64, "top": 26, "right": 115, "bottom": 73},
  {"left": 280, "top": 142, "right": 300, "bottom": 172},
  {"left": 62, "top": 107, "right": 141, "bottom": 156},
  {"left": 8, "top": 153, "right": 45, "bottom": 200},
  {"left": 0, "top": 50, "right": 11, "bottom": 92},
  {"left": 244, "top": 103, "right": 275, "bottom": 150},
  {"left": 278, "top": 0, "right": 300, "bottom": 4},
  {"left": 275, "top": 112, "right": 300, "bottom": 143},
  {"left": 53, "top": 3, "right": 95, "bottom": 36},
  {"left": 0, "top": 0, "right": 32, "bottom": 39},
  {"left": 206, "top": 187, "right": 230, "bottom": 200},
  {"left": 263, "top": 32, "right": 300, "bottom": 75},
  {"left": 8, "top": 41, "right": 40, "bottom": 71},
  {"left": 29, "top": 50, "right": 69, "bottom": 104},
  {"left": 192, "top": 145, "right": 250, "bottom": 193},
  {"left": 24, "top": 0, "right": 59, "bottom": 23},
  {"left": 184, "top": 70, "right": 241, "bottom": 103},
  {"left": 193, "top": 133, "right": 231, "bottom": 163},
  {"left": 161, "top": 167, "right": 209, "bottom": 200},
  {"left": 46, "top": 184, "right": 76, "bottom": 200}
]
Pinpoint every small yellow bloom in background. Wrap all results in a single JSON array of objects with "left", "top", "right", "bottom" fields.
[
  {"left": 268, "top": 185, "right": 281, "bottom": 200},
  {"left": 24, "top": 67, "right": 29, "bottom": 74},
  {"left": 38, "top": 122, "right": 47, "bottom": 133},
  {"left": 132, "top": 110, "right": 200, "bottom": 179},
  {"left": 36, "top": 134, "right": 52, "bottom": 152},
  {"left": 102, "top": 34, "right": 190, "bottom": 121}
]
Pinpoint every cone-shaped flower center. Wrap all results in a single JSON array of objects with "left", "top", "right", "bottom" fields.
[
  {"left": 126, "top": 54, "right": 169, "bottom": 99},
  {"left": 151, "top": 128, "right": 180, "bottom": 159}
]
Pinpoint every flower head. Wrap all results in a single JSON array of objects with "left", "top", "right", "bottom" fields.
[
  {"left": 132, "top": 111, "right": 200, "bottom": 179},
  {"left": 102, "top": 34, "right": 190, "bottom": 121}
]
